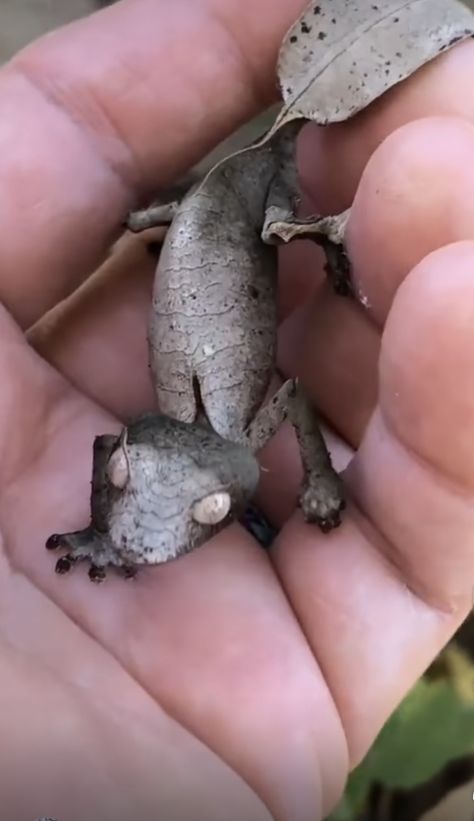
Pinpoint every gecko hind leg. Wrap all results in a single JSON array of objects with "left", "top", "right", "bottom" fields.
[
  {"left": 245, "top": 379, "right": 345, "bottom": 532},
  {"left": 263, "top": 204, "right": 353, "bottom": 297}
]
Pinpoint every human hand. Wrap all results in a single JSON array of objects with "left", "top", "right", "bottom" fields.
[{"left": 2, "top": 1, "right": 474, "bottom": 820}]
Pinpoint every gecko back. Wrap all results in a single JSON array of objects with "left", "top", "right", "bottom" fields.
[{"left": 148, "top": 125, "right": 301, "bottom": 442}]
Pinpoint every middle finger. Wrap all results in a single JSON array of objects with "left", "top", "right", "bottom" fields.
[{"left": 280, "top": 114, "right": 474, "bottom": 446}]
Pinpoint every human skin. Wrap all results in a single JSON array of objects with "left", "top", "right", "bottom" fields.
[{"left": 1, "top": 1, "right": 474, "bottom": 820}]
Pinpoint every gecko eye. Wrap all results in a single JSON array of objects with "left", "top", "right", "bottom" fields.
[
  {"left": 192, "top": 491, "right": 231, "bottom": 525},
  {"left": 106, "top": 430, "right": 130, "bottom": 489}
]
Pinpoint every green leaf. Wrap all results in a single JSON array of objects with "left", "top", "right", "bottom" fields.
[
  {"left": 327, "top": 674, "right": 474, "bottom": 820},
  {"left": 367, "top": 678, "right": 474, "bottom": 788}
]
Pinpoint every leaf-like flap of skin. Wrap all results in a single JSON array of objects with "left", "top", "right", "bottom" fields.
[
  {"left": 106, "top": 428, "right": 130, "bottom": 489},
  {"left": 274, "top": 0, "right": 474, "bottom": 127}
]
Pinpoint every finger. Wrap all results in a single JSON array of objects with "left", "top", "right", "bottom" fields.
[
  {"left": 343, "top": 115, "right": 474, "bottom": 324},
  {"left": 277, "top": 289, "right": 379, "bottom": 446},
  {"left": 29, "top": 233, "right": 157, "bottom": 420},
  {"left": 42, "top": 530, "right": 348, "bottom": 820},
  {"left": 279, "top": 115, "right": 474, "bottom": 446},
  {"left": 0, "top": 578, "right": 271, "bottom": 821},
  {"left": 273, "top": 241, "right": 474, "bottom": 765},
  {"left": 298, "top": 38, "right": 474, "bottom": 212},
  {"left": 0, "top": 0, "right": 308, "bottom": 327}
]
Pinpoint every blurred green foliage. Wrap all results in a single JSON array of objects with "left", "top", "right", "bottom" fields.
[{"left": 327, "top": 642, "right": 474, "bottom": 820}]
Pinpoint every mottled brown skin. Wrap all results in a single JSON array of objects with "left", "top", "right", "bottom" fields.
[
  {"left": 46, "top": 120, "right": 350, "bottom": 581},
  {"left": 45, "top": 125, "right": 346, "bottom": 581},
  {"left": 141, "top": 123, "right": 347, "bottom": 516},
  {"left": 150, "top": 153, "right": 279, "bottom": 440}
]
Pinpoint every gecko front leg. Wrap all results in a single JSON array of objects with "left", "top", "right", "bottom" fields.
[
  {"left": 260, "top": 132, "right": 353, "bottom": 296},
  {"left": 126, "top": 201, "right": 179, "bottom": 232},
  {"left": 263, "top": 207, "right": 352, "bottom": 296},
  {"left": 126, "top": 171, "right": 201, "bottom": 233},
  {"left": 45, "top": 432, "right": 138, "bottom": 582},
  {"left": 246, "top": 380, "right": 345, "bottom": 532}
]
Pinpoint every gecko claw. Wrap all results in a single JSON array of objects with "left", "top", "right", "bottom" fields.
[
  {"left": 317, "top": 510, "right": 343, "bottom": 533},
  {"left": 299, "top": 481, "right": 345, "bottom": 532},
  {"left": 88, "top": 565, "right": 107, "bottom": 583},
  {"left": 46, "top": 534, "right": 65, "bottom": 551},
  {"left": 121, "top": 565, "right": 138, "bottom": 580},
  {"left": 55, "top": 555, "right": 76, "bottom": 574}
]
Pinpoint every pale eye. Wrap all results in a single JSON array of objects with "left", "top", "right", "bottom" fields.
[{"left": 192, "top": 492, "right": 231, "bottom": 525}]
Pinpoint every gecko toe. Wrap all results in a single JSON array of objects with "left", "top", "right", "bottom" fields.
[
  {"left": 55, "top": 555, "right": 76, "bottom": 574},
  {"left": 299, "top": 481, "right": 346, "bottom": 532},
  {"left": 46, "top": 534, "right": 65, "bottom": 551},
  {"left": 88, "top": 564, "right": 107, "bottom": 583},
  {"left": 317, "top": 509, "right": 343, "bottom": 533},
  {"left": 121, "top": 565, "right": 138, "bottom": 580}
]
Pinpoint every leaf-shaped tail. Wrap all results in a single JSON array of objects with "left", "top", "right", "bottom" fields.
[{"left": 270, "top": 0, "right": 474, "bottom": 133}]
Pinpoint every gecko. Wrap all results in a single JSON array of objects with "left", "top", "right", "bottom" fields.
[{"left": 45, "top": 120, "right": 349, "bottom": 582}]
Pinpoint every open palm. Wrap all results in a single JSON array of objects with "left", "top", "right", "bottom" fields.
[{"left": 1, "top": 1, "right": 474, "bottom": 820}]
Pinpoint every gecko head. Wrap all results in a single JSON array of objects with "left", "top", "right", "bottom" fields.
[{"left": 87, "top": 414, "right": 261, "bottom": 569}]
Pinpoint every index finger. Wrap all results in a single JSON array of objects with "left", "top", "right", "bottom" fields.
[{"left": 0, "top": 0, "right": 307, "bottom": 327}]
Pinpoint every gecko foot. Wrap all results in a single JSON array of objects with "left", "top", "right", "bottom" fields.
[
  {"left": 54, "top": 555, "right": 107, "bottom": 583},
  {"left": 54, "top": 555, "right": 77, "bottom": 574},
  {"left": 299, "top": 479, "right": 346, "bottom": 532},
  {"left": 88, "top": 564, "right": 107, "bottom": 583},
  {"left": 45, "top": 527, "right": 116, "bottom": 582},
  {"left": 263, "top": 208, "right": 354, "bottom": 297}
]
